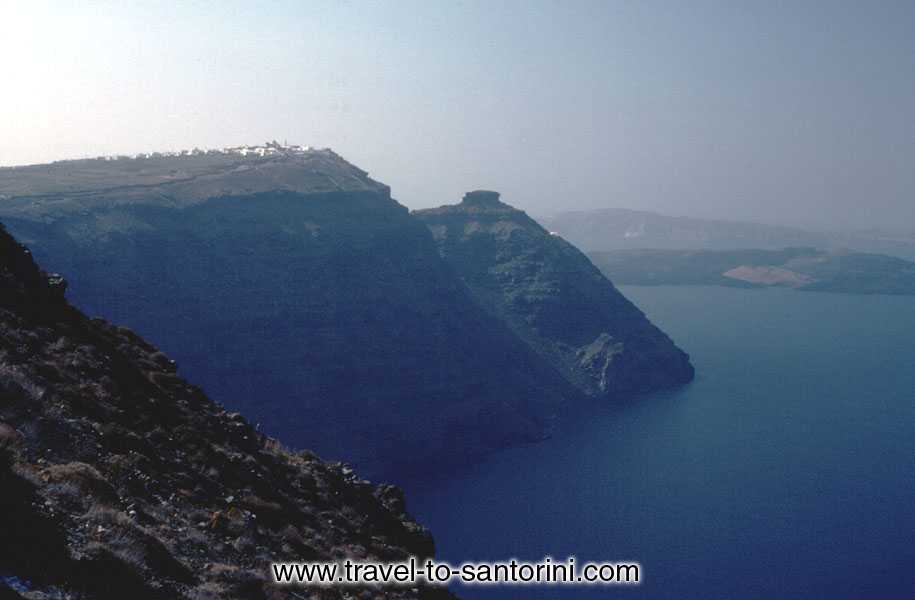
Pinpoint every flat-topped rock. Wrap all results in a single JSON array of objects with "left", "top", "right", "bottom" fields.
[{"left": 461, "top": 190, "right": 505, "bottom": 208}]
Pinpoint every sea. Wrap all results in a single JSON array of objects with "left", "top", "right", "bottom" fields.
[{"left": 406, "top": 285, "right": 915, "bottom": 599}]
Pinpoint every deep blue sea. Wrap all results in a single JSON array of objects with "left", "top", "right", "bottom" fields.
[{"left": 405, "top": 286, "right": 915, "bottom": 599}]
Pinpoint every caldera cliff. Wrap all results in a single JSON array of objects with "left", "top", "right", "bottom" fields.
[
  {"left": 0, "top": 152, "right": 572, "bottom": 481},
  {"left": 414, "top": 191, "right": 694, "bottom": 400}
]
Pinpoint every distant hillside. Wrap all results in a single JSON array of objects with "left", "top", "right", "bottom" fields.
[
  {"left": 414, "top": 191, "right": 693, "bottom": 400},
  {"left": 540, "top": 208, "right": 915, "bottom": 260},
  {"left": 588, "top": 247, "right": 915, "bottom": 295},
  {"left": 0, "top": 223, "right": 452, "bottom": 600},
  {"left": 0, "top": 151, "right": 577, "bottom": 482}
]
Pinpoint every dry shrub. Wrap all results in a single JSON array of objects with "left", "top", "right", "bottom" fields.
[
  {"left": 238, "top": 494, "right": 286, "bottom": 528},
  {"left": 43, "top": 461, "right": 118, "bottom": 504},
  {"left": 0, "top": 364, "right": 45, "bottom": 402},
  {"left": 44, "top": 480, "right": 88, "bottom": 512},
  {"left": 84, "top": 506, "right": 196, "bottom": 585},
  {"left": 0, "top": 422, "right": 23, "bottom": 453},
  {"left": 199, "top": 563, "right": 266, "bottom": 600}
]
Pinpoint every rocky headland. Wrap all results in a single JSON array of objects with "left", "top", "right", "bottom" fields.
[{"left": 414, "top": 191, "right": 694, "bottom": 400}]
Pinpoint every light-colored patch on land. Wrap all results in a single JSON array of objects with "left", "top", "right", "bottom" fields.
[{"left": 723, "top": 265, "right": 812, "bottom": 287}]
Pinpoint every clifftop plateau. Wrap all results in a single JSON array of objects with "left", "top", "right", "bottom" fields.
[{"left": 0, "top": 147, "right": 387, "bottom": 218}]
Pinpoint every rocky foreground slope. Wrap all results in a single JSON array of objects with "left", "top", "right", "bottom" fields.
[
  {"left": 0, "top": 224, "right": 453, "bottom": 600},
  {"left": 414, "top": 191, "right": 694, "bottom": 400},
  {"left": 0, "top": 151, "right": 573, "bottom": 480}
]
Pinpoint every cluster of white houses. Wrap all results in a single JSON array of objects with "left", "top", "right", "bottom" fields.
[{"left": 98, "top": 141, "right": 317, "bottom": 161}]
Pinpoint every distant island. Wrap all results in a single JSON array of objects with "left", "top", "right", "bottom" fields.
[
  {"left": 587, "top": 247, "right": 915, "bottom": 295},
  {"left": 539, "top": 208, "right": 915, "bottom": 261}
]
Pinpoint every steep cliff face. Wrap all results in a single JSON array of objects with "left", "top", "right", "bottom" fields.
[
  {"left": 0, "top": 224, "right": 453, "bottom": 600},
  {"left": 0, "top": 154, "right": 571, "bottom": 481},
  {"left": 414, "top": 191, "right": 694, "bottom": 399}
]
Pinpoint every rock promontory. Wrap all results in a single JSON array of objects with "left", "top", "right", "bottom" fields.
[{"left": 414, "top": 192, "right": 695, "bottom": 399}]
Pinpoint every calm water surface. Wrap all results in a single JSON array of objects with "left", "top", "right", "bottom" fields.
[{"left": 406, "top": 286, "right": 915, "bottom": 599}]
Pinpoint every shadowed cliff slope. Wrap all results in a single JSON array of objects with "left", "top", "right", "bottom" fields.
[
  {"left": 0, "top": 153, "right": 572, "bottom": 481},
  {"left": 0, "top": 223, "right": 454, "bottom": 600},
  {"left": 414, "top": 191, "right": 694, "bottom": 399}
]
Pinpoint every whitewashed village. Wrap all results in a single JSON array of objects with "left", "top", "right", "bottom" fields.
[{"left": 96, "top": 140, "right": 319, "bottom": 161}]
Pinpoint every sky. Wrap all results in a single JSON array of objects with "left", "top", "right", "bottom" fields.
[{"left": 1, "top": 0, "right": 913, "bottom": 230}]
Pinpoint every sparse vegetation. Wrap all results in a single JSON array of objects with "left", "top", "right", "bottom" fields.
[{"left": 0, "top": 224, "right": 449, "bottom": 599}]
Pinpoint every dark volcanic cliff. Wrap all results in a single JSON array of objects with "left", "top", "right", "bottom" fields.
[
  {"left": 0, "top": 152, "right": 571, "bottom": 480},
  {"left": 0, "top": 224, "right": 453, "bottom": 600},
  {"left": 414, "top": 191, "right": 694, "bottom": 399}
]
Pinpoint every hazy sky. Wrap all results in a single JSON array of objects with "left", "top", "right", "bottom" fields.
[{"left": 1, "top": 0, "right": 913, "bottom": 229}]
